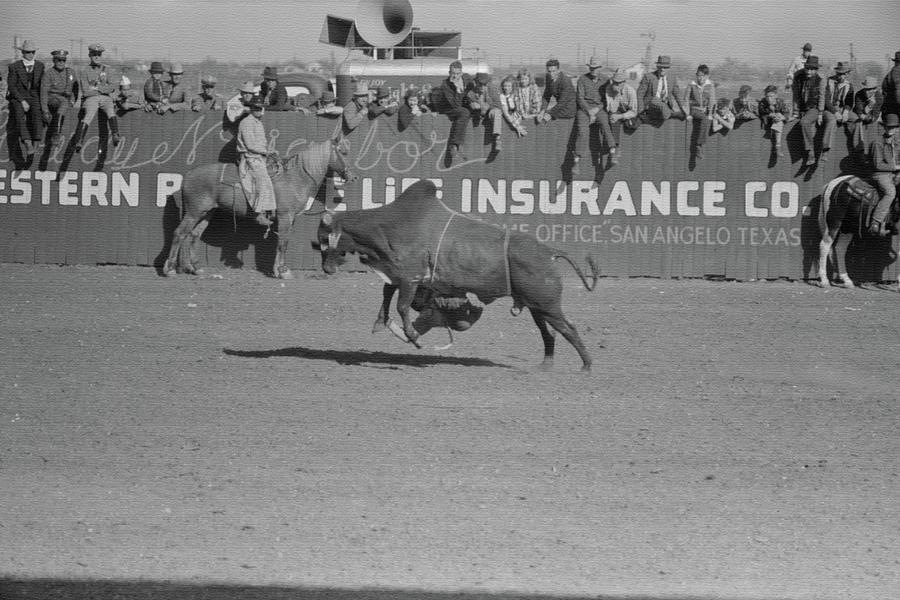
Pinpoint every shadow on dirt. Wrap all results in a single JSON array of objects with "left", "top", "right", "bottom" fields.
[
  {"left": 222, "top": 346, "right": 514, "bottom": 369},
  {"left": 0, "top": 579, "right": 785, "bottom": 600}
]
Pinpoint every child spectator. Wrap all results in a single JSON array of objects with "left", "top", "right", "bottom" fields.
[
  {"left": 733, "top": 85, "right": 758, "bottom": 123},
  {"left": 115, "top": 76, "right": 144, "bottom": 113},
  {"left": 498, "top": 75, "right": 528, "bottom": 139},
  {"left": 759, "top": 84, "right": 789, "bottom": 158},
  {"left": 711, "top": 97, "right": 735, "bottom": 134},
  {"left": 684, "top": 64, "right": 715, "bottom": 160},
  {"left": 191, "top": 76, "right": 223, "bottom": 112},
  {"left": 398, "top": 88, "right": 425, "bottom": 132},
  {"left": 514, "top": 68, "right": 542, "bottom": 120}
]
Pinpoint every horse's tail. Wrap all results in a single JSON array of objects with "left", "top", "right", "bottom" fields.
[{"left": 553, "top": 253, "right": 600, "bottom": 291}]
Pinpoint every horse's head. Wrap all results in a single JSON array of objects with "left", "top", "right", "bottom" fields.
[{"left": 329, "top": 136, "right": 355, "bottom": 182}]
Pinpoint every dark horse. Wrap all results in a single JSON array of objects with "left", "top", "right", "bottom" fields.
[
  {"left": 818, "top": 173, "right": 899, "bottom": 289},
  {"left": 163, "top": 136, "right": 352, "bottom": 279}
]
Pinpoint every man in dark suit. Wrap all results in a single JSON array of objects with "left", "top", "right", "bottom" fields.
[
  {"left": 437, "top": 60, "right": 474, "bottom": 163},
  {"left": 7, "top": 40, "right": 46, "bottom": 156},
  {"left": 637, "top": 55, "right": 685, "bottom": 125},
  {"left": 260, "top": 66, "right": 291, "bottom": 111},
  {"left": 792, "top": 55, "right": 827, "bottom": 166}
]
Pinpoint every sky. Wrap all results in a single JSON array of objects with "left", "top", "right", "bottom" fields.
[{"left": 3, "top": 0, "right": 899, "bottom": 70}]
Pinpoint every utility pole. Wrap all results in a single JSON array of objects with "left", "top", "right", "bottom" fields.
[
  {"left": 849, "top": 42, "right": 856, "bottom": 74},
  {"left": 640, "top": 31, "right": 656, "bottom": 67}
]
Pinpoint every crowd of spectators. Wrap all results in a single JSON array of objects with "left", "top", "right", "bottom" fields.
[{"left": 4, "top": 40, "right": 899, "bottom": 230}]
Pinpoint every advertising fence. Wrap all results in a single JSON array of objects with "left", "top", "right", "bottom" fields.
[{"left": 1, "top": 107, "right": 896, "bottom": 280}]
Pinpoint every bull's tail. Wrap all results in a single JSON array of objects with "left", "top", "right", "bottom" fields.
[{"left": 553, "top": 253, "right": 600, "bottom": 291}]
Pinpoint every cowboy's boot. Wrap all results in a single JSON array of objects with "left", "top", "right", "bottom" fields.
[
  {"left": 73, "top": 122, "right": 89, "bottom": 152},
  {"left": 108, "top": 116, "right": 122, "bottom": 146}
]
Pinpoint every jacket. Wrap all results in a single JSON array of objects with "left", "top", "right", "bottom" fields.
[
  {"left": 637, "top": 70, "right": 684, "bottom": 114},
  {"left": 7, "top": 59, "right": 45, "bottom": 102},
  {"left": 792, "top": 69, "right": 825, "bottom": 114},
  {"left": 541, "top": 72, "right": 576, "bottom": 118}
]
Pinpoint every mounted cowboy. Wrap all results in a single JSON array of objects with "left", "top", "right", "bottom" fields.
[{"left": 237, "top": 96, "right": 277, "bottom": 226}]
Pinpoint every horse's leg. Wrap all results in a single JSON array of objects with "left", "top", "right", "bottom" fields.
[
  {"left": 817, "top": 226, "right": 835, "bottom": 288},
  {"left": 274, "top": 212, "right": 294, "bottom": 279},
  {"left": 182, "top": 217, "right": 211, "bottom": 275},
  {"left": 832, "top": 231, "right": 855, "bottom": 288},
  {"left": 372, "top": 284, "right": 398, "bottom": 333},
  {"left": 163, "top": 214, "right": 199, "bottom": 276}
]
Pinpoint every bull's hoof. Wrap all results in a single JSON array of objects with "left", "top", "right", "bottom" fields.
[
  {"left": 277, "top": 268, "right": 294, "bottom": 280},
  {"left": 834, "top": 280, "right": 855, "bottom": 289},
  {"left": 372, "top": 320, "right": 388, "bottom": 334},
  {"left": 816, "top": 278, "right": 829, "bottom": 288},
  {"left": 580, "top": 364, "right": 592, "bottom": 373}
]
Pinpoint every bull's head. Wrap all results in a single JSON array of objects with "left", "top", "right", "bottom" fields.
[
  {"left": 329, "top": 135, "right": 355, "bottom": 183},
  {"left": 316, "top": 211, "right": 347, "bottom": 275}
]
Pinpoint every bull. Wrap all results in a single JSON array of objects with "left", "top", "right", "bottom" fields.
[{"left": 316, "top": 180, "right": 600, "bottom": 371}]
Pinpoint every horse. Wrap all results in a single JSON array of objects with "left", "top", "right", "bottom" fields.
[
  {"left": 817, "top": 173, "right": 899, "bottom": 290},
  {"left": 163, "top": 136, "right": 353, "bottom": 279}
]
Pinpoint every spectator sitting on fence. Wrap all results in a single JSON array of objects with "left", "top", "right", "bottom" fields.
[
  {"left": 152, "top": 63, "right": 191, "bottom": 114},
  {"left": 711, "top": 97, "right": 735, "bottom": 134},
  {"left": 600, "top": 69, "right": 638, "bottom": 168},
  {"left": 498, "top": 75, "right": 527, "bottom": 139},
  {"left": 226, "top": 81, "right": 256, "bottom": 123},
  {"left": 143, "top": 61, "right": 165, "bottom": 112},
  {"left": 571, "top": 55, "right": 609, "bottom": 175},
  {"left": 115, "top": 76, "right": 144, "bottom": 114},
  {"left": 733, "top": 85, "right": 758, "bottom": 123},
  {"left": 759, "top": 84, "right": 788, "bottom": 159},
  {"left": 821, "top": 61, "right": 854, "bottom": 163},
  {"left": 846, "top": 76, "right": 883, "bottom": 153},
  {"left": 637, "top": 55, "right": 685, "bottom": 125},
  {"left": 792, "top": 55, "right": 826, "bottom": 166},
  {"left": 191, "top": 75, "right": 223, "bottom": 112},
  {"left": 72, "top": 43, "right": 121, "bottom": 152},
  {"left": 467, "top": 72, "right": 504, "bottom": 154},
  {"left": 260, "top": 66, "right": 292, "bottom": 111},
  {"left": 315, "top": 90, "right": 343, "bottom": 117},
  {"left": 40, "top": 49, "right": 75, "bottom": 148},
  {"left": 369, "top": 86, "right": 400, "bottom": 119},
  {"left": 342, "top": 81, "right": 371, "bottom": 136},
  {"left": 7, "top": 39, "right": 45, "bottom": 156},
  {"left": 437, "top": 60, "right": 474, "bottom": 163},
  {"left": 537, "top": 58, "right": 576, "bottom": 124},
  {"left": 514, "top": 67, "right": 542, "bottom": 121},
  {"left": 397, "top": 88, "right": 426, "bottom": 132},
  {"left": 684, "top": 64, "right": 715, "bottom": 160}
]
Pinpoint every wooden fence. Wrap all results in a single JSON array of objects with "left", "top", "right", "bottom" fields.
[{"left": 1, "top": 107, "right": 896, "bottom": 281}]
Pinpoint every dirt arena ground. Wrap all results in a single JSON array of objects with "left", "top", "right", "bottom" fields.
[{"left": 1, "top": 262, "right": 898, "bottom": 600}]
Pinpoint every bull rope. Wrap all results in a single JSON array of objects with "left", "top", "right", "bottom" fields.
[{"left": 431, "top": 210, "right": 513, "bottom": 297}]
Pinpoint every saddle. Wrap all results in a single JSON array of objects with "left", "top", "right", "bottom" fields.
[
  {"left": 217, "top": 154, "right": 284, "bottom": 206},
  {"left": 842, "top": 176, "right": 900, "bottom": 235}
]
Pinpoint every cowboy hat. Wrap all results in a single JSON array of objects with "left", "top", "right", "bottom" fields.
[
  {"left": 88, "top": 43, "right": 105, "bottom": 55},
  {"left": 861, "top": 76, "right": 879, "bottom": 90},
  {"left": 18, "top": 40, "right": 38, "bottom": 53},
  {"left": 655, "top": 55, "right": 672, "bottom": 68},
  {"left": 353, "top": 81, "right": 370, "bottom": 96},
  {"left": 611, "top": 70, "right": 628, "bottom": 83},
  {"left": 149, "top": 61, "right": 164, "bottom": 74},
  {"left": 238, "top": 81, "right": 256, "bottom": 94},
  {"left": 168, "top": 63, "right": 184, "bottom": 74},
  {"left": 586, "top": 55, "right": 602, "bottom": 69},
  {"left": 833, "top": 61, "right": 851, "bottom": 74},
  {"left": 884, "top": 113, "right": 900, "bottom": 128},
  {"left": 262, "top": 66, "right": 278, "bottom": 80},
  {"left": 804, "top": 55, "right": 820, "bottom": 69}
]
